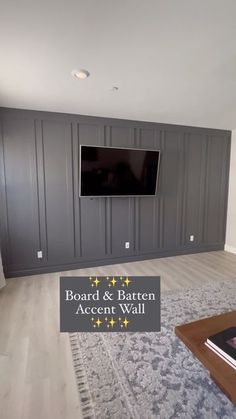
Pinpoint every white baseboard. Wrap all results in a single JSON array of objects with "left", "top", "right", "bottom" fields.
[{"left": 224, "top": 244, "right": 236, "bottom": 254}]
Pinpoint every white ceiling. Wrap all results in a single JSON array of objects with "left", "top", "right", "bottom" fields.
[{"left": 1, "top": 0, "right": 236, "bottom": 129}]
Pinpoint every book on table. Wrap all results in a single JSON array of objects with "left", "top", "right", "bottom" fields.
[{"left": 205, "top": 326, "right": 236, "bottom": 370}]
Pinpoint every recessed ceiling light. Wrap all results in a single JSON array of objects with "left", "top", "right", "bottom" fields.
[{"left": 72, "top": 69, "right": 90, "bottom": 80}]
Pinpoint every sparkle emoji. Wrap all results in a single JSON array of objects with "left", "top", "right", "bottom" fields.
[
  {"left": 123, "top": 317, "right": 129, "bottom": 328},
  {"left": 110, "top": 277, "right": 117, "bottom": 287},
  {"left": 122, "top": 277, "right": 131, "bottom": 287},
  {"left": 109, "top": 317, "right": 116, "bottom": 328},
  {"left": 95, "top": 318, "right": 102, "bottom": 328},
  {"left": 93, "top": 277, "right": 100, "bottom": 287}
]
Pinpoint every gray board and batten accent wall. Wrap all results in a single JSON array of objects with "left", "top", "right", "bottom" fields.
[{"left": 0, "top": 108, "right": 231, "bottom": 278}]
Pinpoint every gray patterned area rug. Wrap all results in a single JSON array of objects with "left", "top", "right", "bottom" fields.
[{"left": 70, "top": 279, "right": 236, "bottom": 419}]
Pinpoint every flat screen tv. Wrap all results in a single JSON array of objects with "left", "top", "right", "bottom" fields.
[{"left": 79, "top": 145, "right": 160, "bottom": 197}]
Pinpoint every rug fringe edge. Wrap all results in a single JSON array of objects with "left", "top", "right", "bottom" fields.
[{"left": 69, "top": 333, "right": 96, "bottom": 419}]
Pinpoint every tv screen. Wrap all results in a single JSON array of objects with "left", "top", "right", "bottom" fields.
[{"left": 79, "top": 145, "right": 160, "bottom": 197}]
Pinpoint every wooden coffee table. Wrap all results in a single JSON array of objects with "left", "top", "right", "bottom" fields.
[{"left": 175, "top": 310, "right": 236, "bottom": 404}]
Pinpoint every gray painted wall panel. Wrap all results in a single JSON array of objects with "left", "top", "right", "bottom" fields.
[
  {"left": 80, "top": 198, "right": 106, "bottom": 258},
  {"left": 204, "top": 135, "right": 230, "bottom": 244},
  {"left": 161, "top": 130, "right": 184, "bottom": 249},
  {"left": 139, "top": 197, "right": 156, "bottom": 253},
  {"left": 0, "top": 117, "right": 40, "bottom": 267},
  {"left": 41, "top": 119, "right": 75, "bottom": 263},
  {"left": 182, "top": 133, "right": 206, "bottom": 246},
  {"left": 0, "top": 108, "right": 231, "bottom": 277}
]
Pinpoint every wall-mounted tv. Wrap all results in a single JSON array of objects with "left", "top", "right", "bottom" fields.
[{"left": 79, "top": 145, "right": 160, "bottom": 197}]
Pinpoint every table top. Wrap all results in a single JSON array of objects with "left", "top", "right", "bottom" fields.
[{"left": 175, "top": 310, "right": 236, "bottom": 404}]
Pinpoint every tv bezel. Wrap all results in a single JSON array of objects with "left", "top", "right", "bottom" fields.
[{"left": 79, "top": 144, "right": 161, "bottom": 198}]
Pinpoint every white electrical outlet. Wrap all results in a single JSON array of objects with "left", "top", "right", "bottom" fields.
[
  {"left": 37, "top": 250, "right": 43, "bottom": 259},
  {"left": 125, "top": 242, "right": 130, "bottom": 249},
  {"left": 189, "top": 235, "right": 194, "bottom": 242}
]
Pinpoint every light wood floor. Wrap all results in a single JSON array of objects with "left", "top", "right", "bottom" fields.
[{"left": 0, "top": 250, "right": 236, "bottom": 419}]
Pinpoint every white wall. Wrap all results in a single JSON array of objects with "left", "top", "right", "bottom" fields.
[{"left": 225, "top": 129, "right": 236, "bottom": 254}]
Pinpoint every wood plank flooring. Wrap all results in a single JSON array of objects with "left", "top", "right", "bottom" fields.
[{"left": 0, "top": 250, "right": 236, "bottom": 419}]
